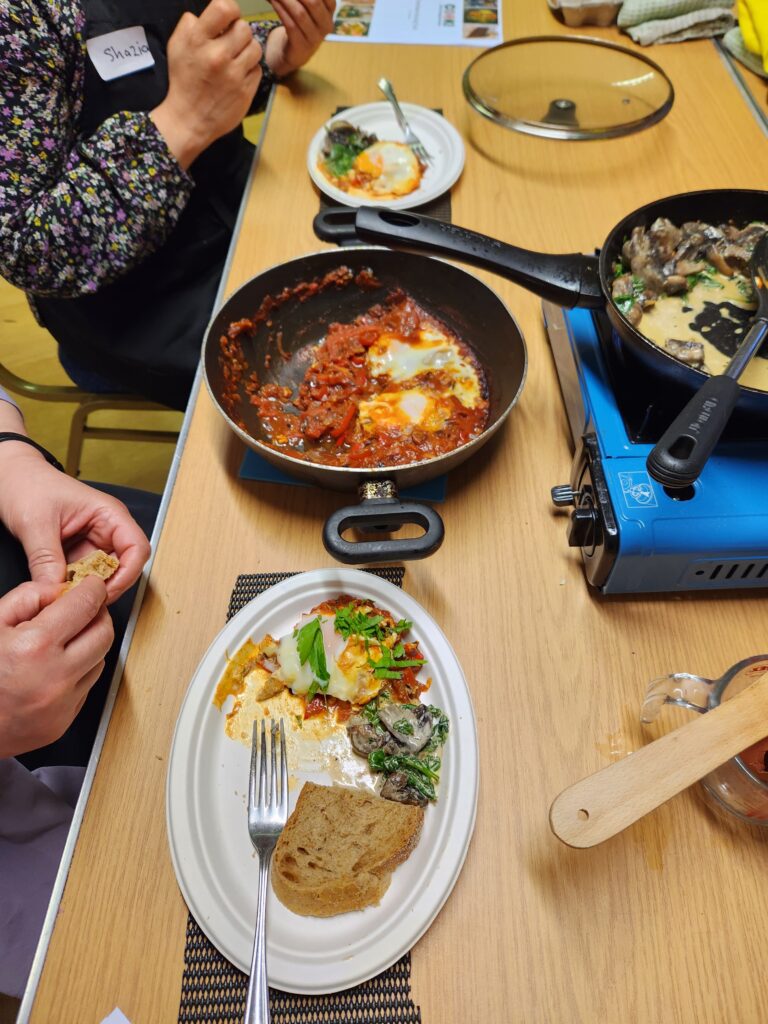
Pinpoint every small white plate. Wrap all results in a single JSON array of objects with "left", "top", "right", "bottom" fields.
[
  {"left": 166, "top": 568, "right": 478, "bottom": 994},
  {"left": 307, "top": 102, "right": 466, "bottom": 210}
]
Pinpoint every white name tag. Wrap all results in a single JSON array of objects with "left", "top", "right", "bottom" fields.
[{"left": 86, "top": 26, "right": 155, "bottom": 82}]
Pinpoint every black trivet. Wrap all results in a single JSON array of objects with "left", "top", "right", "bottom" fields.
[{"left": 178, "top": 568, "right": 421, "bottom": 1024}]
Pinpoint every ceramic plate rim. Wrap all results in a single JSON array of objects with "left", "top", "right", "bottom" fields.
[
  {"left": 307, "top": 101, "right": 465, "bottom": 210},
  {"left": 166, "top": 568, "right": 478, "bottom": 994}
]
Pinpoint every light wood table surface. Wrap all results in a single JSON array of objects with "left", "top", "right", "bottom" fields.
[{"left": 28, "top": 6, "right": 768, "bottom": 1023}]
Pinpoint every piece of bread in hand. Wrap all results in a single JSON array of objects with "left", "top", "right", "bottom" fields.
[
  {"left": 272, "top": 781, "right": 425, "bottom": 917},
  {"left": 64, "top": 550, "right": 119, "bottom": 591}
]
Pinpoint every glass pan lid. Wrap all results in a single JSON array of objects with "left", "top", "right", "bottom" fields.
[{"left": 463, "top": 35, "right": 674, "bottom": 140}]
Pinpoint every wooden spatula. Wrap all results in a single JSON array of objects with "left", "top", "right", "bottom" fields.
[{"left": 549, "top": 675, "right": 768, "bottom": 848}]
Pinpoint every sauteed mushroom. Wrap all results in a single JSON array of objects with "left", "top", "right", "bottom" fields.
[
  {"left": 381, "top": 770, "right": 428, "bottom": 807},
  {"left": 347, "top": 717, "right": 393, "bottom": 756},
  {"left": 378, "top": 702, "right": 434, "bottom": 754}
]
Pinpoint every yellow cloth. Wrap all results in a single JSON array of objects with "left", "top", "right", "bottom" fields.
[{"left": 738, "top": 0, "right": 768, "bottom": 72}]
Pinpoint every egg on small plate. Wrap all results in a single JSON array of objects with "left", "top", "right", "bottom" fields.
[
  {"left": 318, "top": 129, "right": 424, "bottom": 202},
  {"left": 308, "top": 102, "right": 466, "bottom": 212}
]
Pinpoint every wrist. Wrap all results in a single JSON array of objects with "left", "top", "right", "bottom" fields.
[
  {"left": 0, "top": 436, "right": 63, "bottom": 491},
  {"left": 264, "top": 27, "right": 295, "bottom": 79},
  {"left": 150, "top": 99, "right": 210, "bottom": 170}
]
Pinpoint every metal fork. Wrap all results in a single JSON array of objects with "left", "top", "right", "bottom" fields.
[
  {"left": 244, "top": 718, "right": 288, "bottom": 1024},
  {"left": 377, "top": 77, "right": 432, "bottom": 164}
]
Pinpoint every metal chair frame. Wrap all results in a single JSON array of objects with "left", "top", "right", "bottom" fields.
[{"left": 0, "top": 360, "right": 180, "bottom": 477}]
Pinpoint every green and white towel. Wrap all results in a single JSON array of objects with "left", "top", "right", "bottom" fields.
[
  {"left": 722, "top": 25, "right": 768, "bottom": 77},
  {"left": 618, "top": 0, "right": 736, "bottom": 44}
]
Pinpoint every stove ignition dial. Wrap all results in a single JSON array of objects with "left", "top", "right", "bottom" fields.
[
  {"left": 551, "top": 483, "right": 600, "bottom": 549},
  {"left": 567, "top": 502, "right": 599, "bottom": 548}
]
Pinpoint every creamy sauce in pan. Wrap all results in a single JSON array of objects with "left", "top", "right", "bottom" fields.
[{"left": 639, "top": 274, "right": 768, "bottom": 392}]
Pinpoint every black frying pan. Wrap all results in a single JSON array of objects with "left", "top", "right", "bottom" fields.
[
  {"left": 314, "top": 189, "right": 768, "bottom": 488},
  {"left": 203, "top": 248, "right": 527, "bottom": 563}
]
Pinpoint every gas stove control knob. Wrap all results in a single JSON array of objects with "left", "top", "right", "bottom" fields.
[
  {"left": 551, "top": 485, "right": 576, "bottom": 507},
  {"left": 567, "top": 506, "right": 599, "bottom": 548}
]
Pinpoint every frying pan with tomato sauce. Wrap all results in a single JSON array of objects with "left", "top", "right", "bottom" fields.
[
  {"left": 203, "top": 248, "right": 527, "bottom": 563},
  {"left": 314, "top": 189, "right": 768, "bottom": 489}
]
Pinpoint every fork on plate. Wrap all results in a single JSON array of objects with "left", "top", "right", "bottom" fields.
[
  {"left": 377, "top": 77, "right": 433, "bottom": 165},
  {"left": 244, "top": 718, "right": 288, "bottom": 1024}
]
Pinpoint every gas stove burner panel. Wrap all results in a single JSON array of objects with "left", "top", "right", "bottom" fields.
[{"left": 543, "top": 301, "right": 768, "bottom": 595}]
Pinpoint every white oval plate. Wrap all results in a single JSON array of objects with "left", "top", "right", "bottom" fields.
[
  {"left": 166, "top": 568, "right": 478, "bottom": 994},
  {"left": 307, "top": 102, "right": 466, "bottom": 210}
]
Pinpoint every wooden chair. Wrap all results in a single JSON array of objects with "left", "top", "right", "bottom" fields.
[{"left": 0, "top": 359, "right": 180, "bottom": 477}]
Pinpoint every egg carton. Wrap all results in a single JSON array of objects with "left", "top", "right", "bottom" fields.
[{"left": 547, "top": 0, "right": 622, "bottom": 27}]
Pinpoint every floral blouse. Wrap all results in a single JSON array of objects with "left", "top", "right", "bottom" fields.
[{"left": 0, "top": 0, "right": 274, "bottom": 299}]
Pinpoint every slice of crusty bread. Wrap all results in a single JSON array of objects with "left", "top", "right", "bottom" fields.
[
  {"left": 64, "top": 550, "right": 119, "bottom": 590},
  {"left": 272, "top": 781, "right": 424, "bottom": 917}
]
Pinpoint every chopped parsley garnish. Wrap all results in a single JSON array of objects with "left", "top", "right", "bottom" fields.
[
  {"left": 685, "top": 267, "right": 723, "bottom": 292},
  {"left": 614, "top": 275, "right": 646, "bottom": 316},
  {"left": 369, "top": 642, "right": 425, "bottom": 680},
  {"left": 334, "top": 603, "right": 412, "bottom": 643},
  {"left": 334, "top": 604, "right": 386, "bottom": 640}
]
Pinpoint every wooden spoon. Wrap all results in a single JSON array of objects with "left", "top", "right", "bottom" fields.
[{"left": 549, "top": 674, "right": 768, "bottom": 848}]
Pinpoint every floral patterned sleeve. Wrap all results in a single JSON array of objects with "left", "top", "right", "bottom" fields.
[{"left": 0, "top": 0, "right": 193, "bottom": 298}]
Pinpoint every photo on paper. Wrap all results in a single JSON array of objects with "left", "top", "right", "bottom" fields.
[
  {"left": 462, "top": 23, "right": 499, "bottom": 38},
  {"left": 440, "top": 3, "right": 456, "bottom": 26},
  {"left": 337, "top": 2, "right": 374, "bottom": 15},
  {"left": 333, "top": 17, "right": 371, "bottom": 35},
  {"left": 464, "top": 5, "right": 498, "bottom": 24}
]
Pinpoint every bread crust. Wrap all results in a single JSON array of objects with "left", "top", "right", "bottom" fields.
[
  {"left": 272, "top": 781, "right": 424, "bottom": 916},
  {"left": 64, "top": 550, "right": 119, "bottom": 590}
]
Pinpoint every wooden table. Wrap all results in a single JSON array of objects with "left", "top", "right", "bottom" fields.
[{"left": 27, "top": 6, "right": 768, "bottom": 1023}]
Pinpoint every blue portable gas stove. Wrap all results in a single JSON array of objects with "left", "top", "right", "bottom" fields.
[{"left": 543, "top": 300, "right": 768, "bottom": 594}]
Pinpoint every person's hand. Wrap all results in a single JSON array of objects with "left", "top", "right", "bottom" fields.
[
  {"left": 0, "top": 578, "right": 113, "bottom": 758},
  {"left": 264, "top": 0, "right": 336, "bottom": 79},
  {"left": 0, "top": 443, "right": 150, "bottom": 604},
  {"left": 150, "top": 0, "right": 264, "bottom": 169}
]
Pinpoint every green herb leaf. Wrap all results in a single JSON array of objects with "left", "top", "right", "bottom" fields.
[
  {"left": 367, "top": 750, "right": 438, "bottom": 801},
  {"left": 295, "top": 617, "right": 330, "bottom": 691},
  {"left": 369, "top": 643, "right": 426, "bottom": 680},
  {"left": 360, "top": 699, "right": 383, "bottom": 730},
  {"left": 424, "top": 705, "right": 450, "bottom": 751},
  {"left": 393, "top": 719, "right": 414, "bottom": 735},
  {"left": 334, "top": 603, "right": 386, "bottom": 640},
  {"left": 686, "top": 268, "right": 723, "bottom": 292}
]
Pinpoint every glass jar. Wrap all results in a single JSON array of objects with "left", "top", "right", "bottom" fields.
[{"left": 641, "top": 655, "right": 768, "bottom": 825}]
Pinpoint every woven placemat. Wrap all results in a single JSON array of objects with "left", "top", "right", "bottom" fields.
[{"left": 178, "top": 568, "right": 422, "bottom": 1024}]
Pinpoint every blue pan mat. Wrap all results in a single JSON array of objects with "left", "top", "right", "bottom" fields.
[{"left": 239, "top": 449, "right": 447, "bottom": 502}]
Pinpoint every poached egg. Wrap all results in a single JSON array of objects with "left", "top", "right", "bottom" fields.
[
  {"left": 352, "top": 141, "right": 423, "bottom": 198},
  {"left": 272, "top": 613, "right": 388, "bottom": 705}
]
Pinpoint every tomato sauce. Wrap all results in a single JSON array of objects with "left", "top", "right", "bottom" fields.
[{"left": 242, "top": 292, "right": 489, "bottom": 468}]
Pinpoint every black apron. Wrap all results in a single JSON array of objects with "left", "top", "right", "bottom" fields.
[{"left": 34, "top": 0, "right": 255, "bottom": 409}]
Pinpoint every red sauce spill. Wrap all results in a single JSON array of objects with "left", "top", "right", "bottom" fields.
[{"left": 303, "top": 695, "right": 354, "bottom": 722}]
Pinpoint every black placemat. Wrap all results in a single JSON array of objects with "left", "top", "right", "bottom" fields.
[
  {"left": 178, "top": 568, "right": 421, "bottom": 1024},
  {"left": 318, "top": 108, "right": 452, "bottom": 230}
]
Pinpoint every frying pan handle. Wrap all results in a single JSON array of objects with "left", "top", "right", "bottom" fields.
[
  {"left": 323, "top": 494, "right": 444, "bottom": 564},
  {"left": 313, "top": 207, "right": 359, "bottom": 245},
  {"left": 646, "top": 375, "right": 741, "bottom": 489},
  {"left": 351, "top": 208, "right": 604, "bottom": 309},
  {"left": 313, "top": 207, "right": 603, "bottom": 308}
]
